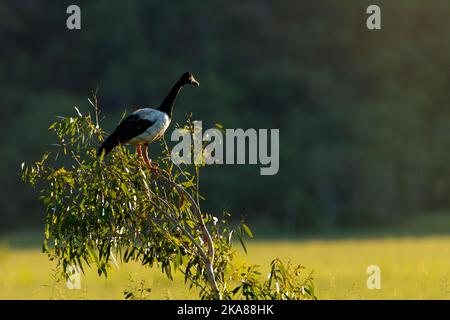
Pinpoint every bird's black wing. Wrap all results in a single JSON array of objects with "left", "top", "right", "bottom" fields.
[
  {"left": 98, "top": 114, "right": 155, "bottom": 156},
  {"left": 113, "top": 113, "right": 155, "bottom": 143}
]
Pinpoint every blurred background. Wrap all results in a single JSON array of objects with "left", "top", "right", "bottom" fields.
[
  {"left": 1, "top": 0, "right": 450, "bottom": 299},
  {"left": 3, "top": 0, "right": 450, "bottom": 234}
]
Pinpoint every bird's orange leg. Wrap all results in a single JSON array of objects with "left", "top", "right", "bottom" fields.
[
  {"left": 136, "top": 144, "right": 143, "bottom": 159},
  {"left": 142, "top": 144, "right": 157, "bottom": 170}
]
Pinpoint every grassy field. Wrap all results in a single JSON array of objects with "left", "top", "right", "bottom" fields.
[{"left": 2, "top": 230, "right": 450, "bottom": 299}]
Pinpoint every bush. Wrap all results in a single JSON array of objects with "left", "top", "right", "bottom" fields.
[{"left": 21, "top": 97, "right": 316, "bottom": 300}]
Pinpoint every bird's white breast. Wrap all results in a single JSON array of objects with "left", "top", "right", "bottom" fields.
[{"left": 129, "top": 108, "right": 171, "bottom": 145}]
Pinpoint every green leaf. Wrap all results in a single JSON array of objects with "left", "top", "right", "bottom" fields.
[
  {"left": 120, "top": 183, "right": 129, "bottom": 195},
  {"left": 181, "top": 180, "right": 195, "bottom": 188},
  {"left": 86, "top": 245, "right": 100, "bottom": 267},
  {"left": 237, "top": 231, "right": 247, "bottom": 254},
  {"left": 124, "top": 292, "right": 133, "bottom": 299},
  {"left": 232, "top": 285, "right": 241, "bottom": 294},
  {"left": 241, "top": 223, "right": 254, "bottom": 238}
]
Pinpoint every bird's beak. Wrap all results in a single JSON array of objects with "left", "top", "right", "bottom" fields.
[{"left": 191, "top": 77, "right": 200, "bottom": 86}]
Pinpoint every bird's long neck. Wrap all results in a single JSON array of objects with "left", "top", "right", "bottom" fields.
[{"left": 158, "top": 79, "right": 184, "bottom": 118}]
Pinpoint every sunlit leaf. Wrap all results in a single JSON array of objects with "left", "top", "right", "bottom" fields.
[{"left": 241, "top": 223, "right": 253, "bottom": 238}]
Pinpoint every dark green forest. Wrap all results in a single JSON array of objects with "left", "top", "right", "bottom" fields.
[{"left": 2, "top": 1, "right": 450, "bottom": 233}]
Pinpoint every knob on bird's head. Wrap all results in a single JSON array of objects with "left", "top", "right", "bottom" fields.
[{"left": 180, "top": 72, "right": 200, "bottom": 86}]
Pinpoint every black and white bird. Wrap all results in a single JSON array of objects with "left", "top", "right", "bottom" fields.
[{"left": 98, "top": 72, "right": 199, "bottom": 169}]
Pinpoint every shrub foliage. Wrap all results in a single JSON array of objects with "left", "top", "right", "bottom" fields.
[{"left": 21, "top": 98, "right": 316, "bottom": 300}]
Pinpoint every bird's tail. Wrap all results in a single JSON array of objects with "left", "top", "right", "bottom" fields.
[{"left": 98, "top": 134, "right": 119, "bottom": 157}]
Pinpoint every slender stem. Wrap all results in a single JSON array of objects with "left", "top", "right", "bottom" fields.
[
  {"left": 147, "top": 199, "right": 205, "bottom": 262},
  {"left": 149, "top": 170, "right": 220, "bottom": 298},
  {"left": 149, "top": 198, "right": 220, "bottom": 297},
  {"left": 158, "top": 173, "right": 215, "bottom": 262},
  {"left": 178, "top": 268, "right": 207, "bottom": 291},
  {"left": 195, "top": 165, "right": 200, "bottom": 210}
]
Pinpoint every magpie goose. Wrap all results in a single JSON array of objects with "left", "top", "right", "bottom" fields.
[{"left": 98, "top": 72, "right": 199, "bottom": 169}]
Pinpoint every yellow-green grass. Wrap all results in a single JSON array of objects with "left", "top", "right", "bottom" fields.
[{"left": 2, "top": 235, "right": 450, "bottom": 299}]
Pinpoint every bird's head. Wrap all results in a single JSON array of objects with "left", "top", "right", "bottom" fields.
[{"left": 180, "top": 72, "right": 200, "bottom": 86}]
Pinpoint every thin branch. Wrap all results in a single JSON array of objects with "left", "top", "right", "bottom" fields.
[
  {"left": 148, "top": 197, "right": 221, "bottom": 299},
  {"left": 178, "top": 268, "right": 208, "bottom": 292},
  {"left": 147, "top": 198, "right": 206, "bottom": 262},
  {"left": 156, "top": 173, "right": 215, "bottom": 263}
]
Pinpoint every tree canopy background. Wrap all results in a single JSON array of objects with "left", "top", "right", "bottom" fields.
[{"left": 2, "top": 0, "right": 450, "bottom": 233}]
